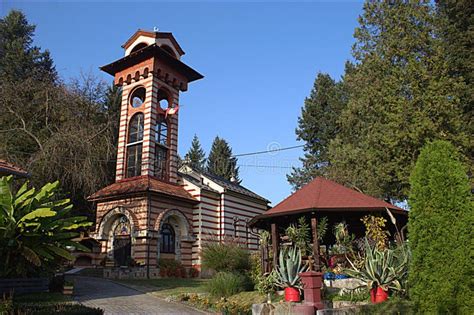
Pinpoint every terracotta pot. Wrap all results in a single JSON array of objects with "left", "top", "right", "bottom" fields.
[
  {"left": 284, "top": 287, "right": 301, "bottom": 302},
  {"left": 375, "top": 286, "right": 388, "bottom": 303},
  {"left": 370, "top": 288, "right": 376, "bottom": 303}
]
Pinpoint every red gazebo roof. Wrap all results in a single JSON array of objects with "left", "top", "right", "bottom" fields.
[{"left": 265, "top": 177, "right": 406, "bottom": 217}]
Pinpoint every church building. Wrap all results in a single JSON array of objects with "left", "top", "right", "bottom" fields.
[{"left": 85, "top": 30, "right": 269, "bottom": 278}]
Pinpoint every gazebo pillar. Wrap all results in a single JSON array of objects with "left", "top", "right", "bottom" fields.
[
  {"left": 311, "top": 214, "right": 321, "bottom": 271},
  {"left": 271, "top": 223, "right": 279, "bottom": 269}
]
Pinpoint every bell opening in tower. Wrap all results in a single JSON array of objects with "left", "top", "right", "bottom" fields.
[{"left": 126, "top": 113, "right": 144, "bottom": 178}]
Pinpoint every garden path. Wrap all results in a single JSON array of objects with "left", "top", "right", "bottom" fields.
[{"left": 73, "top": 276, "right": 205, "bottom": 315}]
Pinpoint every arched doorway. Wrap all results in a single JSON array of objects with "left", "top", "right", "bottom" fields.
[{"left": 112, "top": 216, "right": 132, "bottom": 266}]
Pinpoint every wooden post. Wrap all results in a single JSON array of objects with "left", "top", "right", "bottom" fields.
[
  {"left": 271, "top": 223, "right": 279, "bottom": 270},
  {"left": 311, "top": 216, "right": 321, "bottom": 271}
]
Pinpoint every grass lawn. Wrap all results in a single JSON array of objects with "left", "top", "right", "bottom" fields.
[{"left": 118, "top": 278, "right": 209, "bottom": 298}]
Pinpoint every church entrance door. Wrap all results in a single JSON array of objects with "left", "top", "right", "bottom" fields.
[{"left": 113, "top": 236, "right": 131, "bottom": 266}]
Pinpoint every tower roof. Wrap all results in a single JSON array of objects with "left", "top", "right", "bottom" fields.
[{"left": 100, "top": 44, "right": 203, "bottom": 83}]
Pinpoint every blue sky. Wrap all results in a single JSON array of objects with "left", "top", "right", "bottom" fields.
[{"left": 2, "top": 1, "right": 363, "bottom": 205}]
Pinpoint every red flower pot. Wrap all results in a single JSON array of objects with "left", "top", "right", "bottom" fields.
[
  {"left": 371, "top": 286, "right": 388, "bottom": 304},
  {"left": 370, "top": 288, "right": 376, "bottom": 303},
  {"left": 284, "top": 287, "right": 301, "bottom": 302}
]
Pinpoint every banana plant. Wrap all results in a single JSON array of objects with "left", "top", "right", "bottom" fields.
[
  {"left": 0, "top": 176, "right": 92, "bottom": 277},
  {"left": 275, "top": 246, "right": 308, "bottom": 289},
  {"left": 344, "top": 238, "right": 410, "bottom": 294}
]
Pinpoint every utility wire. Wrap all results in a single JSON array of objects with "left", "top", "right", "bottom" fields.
[{"left": 233, "top": 144, "right": 304, "bottom": 157}]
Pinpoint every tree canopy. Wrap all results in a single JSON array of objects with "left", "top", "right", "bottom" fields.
[
  {"left": 0, "top": 10, "right": 119, "bottom": 216},
  {"left": 207, "top": 136, "right": 240, "bottom": 183},
  {"left": 291, "top": 1, "right": 470, "bottom": 202}
]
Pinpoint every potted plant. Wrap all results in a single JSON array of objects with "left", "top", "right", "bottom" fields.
[
  {"left": 344, "top": 239, "right": 409, "bottom": 304},
  {"left": 275, "top": 246, "right": 307, "bottom": 302},
  {"left": 62, "top": 281, "right": 74, "bottom": 295}
]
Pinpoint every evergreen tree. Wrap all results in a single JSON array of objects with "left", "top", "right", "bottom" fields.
[
  {"left": 287, "top": 72, "right": 347, "bottom": 190},
  {"left": 207, "top": 136, "right": 240, "bottom": 182},
  {"left": 436, "top": 0, "right": 473, "bottom": 162},
  {"left": 327, "top": 1, "right": 468, "bottom": 201},
  {"left": 184, "top": 134, "right": 206, "bottom": 171},
  {"left": 0, "top": 10, "right": 56, "bottom": 82},
  {"left": 408, "top": 140, "right": 472, "bottom": 313}
]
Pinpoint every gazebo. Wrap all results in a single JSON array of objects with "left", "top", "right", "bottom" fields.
[{"left": 248, "top": 177, "right": 408, "bottom": 271}]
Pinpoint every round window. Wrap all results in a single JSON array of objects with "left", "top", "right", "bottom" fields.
[{"left": 130, "top": 87, "right": 146, "bottom": 108}]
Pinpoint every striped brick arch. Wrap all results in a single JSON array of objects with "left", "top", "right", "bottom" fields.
[
  {"left": 96, "top": 206, "right": 139, "bottom": 240},
  {"left": 154, "top": 208, "right": 194, "bottom": 241}
]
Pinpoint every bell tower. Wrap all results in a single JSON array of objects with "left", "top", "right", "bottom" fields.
[{"left": 101, "top": 29, "right": 203, "bottom": 183}]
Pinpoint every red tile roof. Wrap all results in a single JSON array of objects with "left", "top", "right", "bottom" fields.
[
  {"left": 88, "top": 175, "right": 197, "bottom": 203},
  {"left": 0, "top": 159, "right": 29, "bottom": 178},
  {"left": 266, "top": 177, "right": 406, "bottom": 216}
]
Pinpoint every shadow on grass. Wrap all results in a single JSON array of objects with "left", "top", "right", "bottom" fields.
[{"left": 118, "top": 278, "right": 209, "bottom": 297}]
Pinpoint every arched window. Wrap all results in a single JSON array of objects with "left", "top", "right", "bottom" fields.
[
  {"left": 155, "top": 115, "right": 168, "bottom": 145},
  {"left": 130, "top": 42, "right": 148, "bottom": 54},
  {"left": 126, "top": 113, "right": 144, "bottom": 178},
  {"left": 160, "top": 223, "right": 175, "bottom": 253},
  {"left": 154, "top": 115, "right": 169, "bottom": 180},
  {"left": 130, "top": 87, "right": 146, "bottom": 108}
]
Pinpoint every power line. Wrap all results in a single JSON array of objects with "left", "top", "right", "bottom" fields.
[{"left": 233, "top": 144, "right": 304, "bottom": 157}]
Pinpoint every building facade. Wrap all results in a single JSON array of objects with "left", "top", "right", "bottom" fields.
[{"left": 85, "top": 30, "right": 268, "bottom": 278}]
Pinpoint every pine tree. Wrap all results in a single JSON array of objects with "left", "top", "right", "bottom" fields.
[
  {"left": 287, "top": 72, "right": 347, "bottom": 190},
  {"left": 207, "top": 136, "right": 240, "bottom": 182},
  {"left": 408, "top": 140, "right": 473, "bottom": 313},
  {"left": 0, "top": 10, "right": 56, "bottom": 82},
  {"left": 327, "top": 1, "right": 468, "bottom": 201},
  {"left": 184, "top": 134, "right": 206, "bottom": 171}
]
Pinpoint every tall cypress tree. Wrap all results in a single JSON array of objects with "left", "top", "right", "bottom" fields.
[
  {"left": 207, "top": 136, "right": 240, "bottom": 183},
  {"left": 287, "top": 72, "right": 347, "bottom": 190},
  {"left": 184, "top": 134, "right": 206, "bottom": 171},
  {"left": 408, "top": 140, "right": 472, "bottom": 313},
  {"left": 327, "top": 1, "right": 468, "bottom": 201}
]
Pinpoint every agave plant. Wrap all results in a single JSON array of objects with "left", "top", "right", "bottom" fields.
[
  {"left": 275, "top": 246, "right": 308, "bottom": 289},
  {"left": 0, "top": 176, "right": 92, "bottom": 277},
  {"left": 345, "top": 239, "right": 410, "bottom": 294}
]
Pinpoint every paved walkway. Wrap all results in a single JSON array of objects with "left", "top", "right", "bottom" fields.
[{"left": 73, "top": 276, "right": 205, "bottom": 315}]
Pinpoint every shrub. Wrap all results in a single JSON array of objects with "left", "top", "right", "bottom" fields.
[
  {"left": 206, "top": 272, "right": 247, "bottom": 298},
  {"left": 13, "top": 303, "right": 104, "bottom": 315},
  {"left": 408, "top": 141, "right": 473, "bottom": 313},
  {"left": 201, "top": 242, "right": 250, "bottom": 272},
  {"left": 0, "top": 177, "right": 92, "bottom": 278},
  {"left": 158, "top": 258, "right": 185, "bottom": 278}
]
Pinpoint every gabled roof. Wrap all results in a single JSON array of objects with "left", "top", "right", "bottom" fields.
[
  {"left": 122, "top": 29, "right": 185, "bottom": 55},
  {"left": 265, "top": 177, "right": 406, "bottom": 217},
  {"left": 88, "top": 175, "right": 197, "bottom": 203},
  {"left": 179, "top": 167, "right": 270, "bottom": 203},
  {"left": 0, "top": 159, "right": 29, "bottom": 178}
]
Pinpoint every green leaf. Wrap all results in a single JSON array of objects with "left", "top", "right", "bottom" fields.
[
  {"left": 46, "top": 245, "right": 75, "bottom": 261},
  {"left": 0, "top": 176, "right": 14, "bottom": 217},
  {"left": 19, "top": 208, "right": 56, "bottom": 222},
  {"left": 20, "top": 246, "right": 41, "bottom": 267}
]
